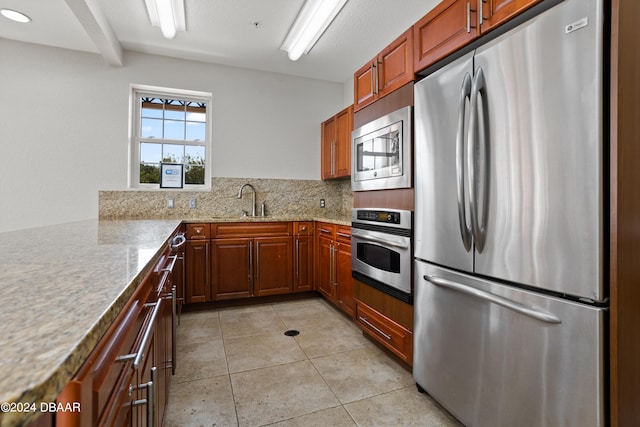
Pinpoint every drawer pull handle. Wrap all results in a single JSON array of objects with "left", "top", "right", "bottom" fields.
[
  {"left": 131, "top": 366, "right": 156, "bottom": 427},
  {"left": 359, "top": 316, "right": 392, "bottom": 340},
  {"left": 116, "top": 298, "right": 163, "bottom": 369},
  {"left": 161, "top": 255, "right": 178, "bottom": 273}
]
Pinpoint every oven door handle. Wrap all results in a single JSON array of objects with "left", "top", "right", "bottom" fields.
[{"left": 351, "top": 229, "right": 410, "bottom": 250}]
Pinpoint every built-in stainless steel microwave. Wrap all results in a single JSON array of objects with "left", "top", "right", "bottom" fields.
[{"left": 351, "top": 106, "right": 412, "bottom": 192}]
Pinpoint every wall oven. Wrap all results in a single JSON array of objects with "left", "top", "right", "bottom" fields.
[
  {"left": 351, "top": 106, "right": 412, "bottom": 191},
  {"left": 351, "top": 208, "right": 412, "bottom": 304}
]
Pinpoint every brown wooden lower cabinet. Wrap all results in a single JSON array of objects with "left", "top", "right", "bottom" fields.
[
  {"left": 57, "top": 248, "right": 177, "bottom": 427},
  {"left": 211, "top": 238, "right": 252, "bottom": 300},
  {"left": 354, "top": 278, "right": 413, "bottom": 366},
  {"left": 314, "top": 222, "right": 354, "bottom": 317},
  {"left": 293, "top": 222, "right": 314, "bottom": 293},
  {"left": 254, "top": 236, "right": 293, "bottom": 296},
  {"left": 57, "top": 282, "right": 149, "bottom": 426},
  {"left": 355, "top": 300, "right": 413, "bottom": 365},
  {"left": 210, "top": 222, "right": 293, "bottom": 300},
  {"left": 316, "top": 224, "right": 335, "bottom": 300}
]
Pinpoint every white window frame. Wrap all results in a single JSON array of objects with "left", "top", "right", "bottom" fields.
[{"left": 129, "top": 84, "right": 212, "bottom": 190}]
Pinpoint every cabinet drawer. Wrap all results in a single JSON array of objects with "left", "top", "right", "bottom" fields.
[
  {"left": 335, "top": 225, "right": 351, "bottom": 244},
  {"left": 355, "top": 301, "right": 412, "bottom": 365},
  {"left": 186, "top": 223, "right": 210, "bottom": 240},
  {"left": 315, "top": 222, "right": 336, "bottom": 239},
  {"left": 294, "top": 221, "right": 313, "bottom": 236},
  {"left": 212, "top": 222, "right": 291, "bottom": 238}
]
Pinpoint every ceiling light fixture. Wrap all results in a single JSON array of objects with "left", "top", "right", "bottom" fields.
[
  {"left": 280, "top": 0, "right": 348, "bottom": 61},
  {"left": 144, "top": 0, "right": 185, "bottom": 39},
  {"left": 1, "top": 8, "right": 31, "bottom": 23}
]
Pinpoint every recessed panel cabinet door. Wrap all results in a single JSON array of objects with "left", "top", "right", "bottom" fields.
[
  {"left": 254, "top": 237, "right": 293, "bottom": 297},
  {"left": 211, "top": 238, "right": 252, "bottom": 300},
  {"left": 354, "top": 61, "right": 376, "bottom": 111},
  {"left": 185, "top": 240, "right": 211, "bottom": 303},
  {"left": 480, "top": 0, "right": 543, "bottom": 33},
  {"left": 335, "top": 241, "right": 354, "bottom": 317},
  {"left": 413, "top": 0, "right": 479, "bottom": 73},
  {"left": 316, "top": 230, "right": 335, "bottom": 300}
]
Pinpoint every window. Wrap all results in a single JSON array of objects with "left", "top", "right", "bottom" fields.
[{"left": 129, "top": 85, "right": 212, "bottom": 189}]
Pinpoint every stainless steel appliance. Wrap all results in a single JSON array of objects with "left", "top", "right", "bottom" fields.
[
  {"left": 351, "top": 208, "right": 412, "bottom": 303},
  {"left": 351, "top": 106, "right": 412, "bottom": 191},
  {"left": 413, "top": 0, "right": 607, "bottom": 425}
]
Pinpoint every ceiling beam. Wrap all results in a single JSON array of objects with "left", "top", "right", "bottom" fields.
[{"left": 64, "top": 0, "right": 123, "bottom": 66}]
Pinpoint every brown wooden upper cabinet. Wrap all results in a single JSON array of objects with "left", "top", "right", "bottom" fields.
[
  {"left": 353, "top": 27, "right": 414, "bottom": 112},
  {"left": 414, "top": 0, "right": 541, "bottom": 73},
  {"left": 321, "top": 105, "right": 353, "bottom": 180}
]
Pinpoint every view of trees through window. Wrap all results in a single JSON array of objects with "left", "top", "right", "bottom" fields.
[{"left": 138, "top": 96, "right": 207, "bottom": 185}]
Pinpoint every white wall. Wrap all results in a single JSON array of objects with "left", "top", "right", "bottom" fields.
[{"left": 0, "top": 39, "right": 345, "bottom": 232}]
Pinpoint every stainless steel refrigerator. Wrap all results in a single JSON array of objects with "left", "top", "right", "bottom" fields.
[{"left": 413, "top": 0, "right": 607, "bottom": 425}]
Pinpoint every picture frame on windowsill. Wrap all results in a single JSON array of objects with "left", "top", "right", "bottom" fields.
[{"left": 160, "top": 163, "right": 184, "bottom": 189}]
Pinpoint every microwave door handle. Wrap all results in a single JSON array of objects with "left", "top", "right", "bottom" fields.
[
  {"left": 456, "top": 72, "right": 473, "bottom": 252},
  {"left": 351, "top": 229, "right": 409, "bottom": 250}
]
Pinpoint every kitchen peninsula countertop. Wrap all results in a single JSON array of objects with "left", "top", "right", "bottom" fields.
[
  {"left": 0, "top": 219, "right": 182, "bottom": 427},
  {"left": 0, "top": 216, "right": 349, "bottom": 426}
]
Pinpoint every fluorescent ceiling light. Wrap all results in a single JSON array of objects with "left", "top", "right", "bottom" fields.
[
  {"left": 1, "top": 9, "right": 31, "bottom": 23},
  {"left": 144, "top": 0, "right": 186, "bottom": 39},
  {"left": 281, "top": 0, "right": 348, "bottom": 61}
]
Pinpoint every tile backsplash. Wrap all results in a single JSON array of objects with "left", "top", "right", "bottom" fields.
[{"left": 99, "top": 177, "right": 352, "bottom": 221}]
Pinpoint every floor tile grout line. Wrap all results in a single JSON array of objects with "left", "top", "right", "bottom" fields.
[{"left": 214, "top": 309, "right": 242, "bottom": 427}]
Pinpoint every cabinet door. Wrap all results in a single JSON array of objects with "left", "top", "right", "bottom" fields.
[
  {"left": 354, "top": 61, "right": 377, "bottom": 111},
  {"left": 413, "top": 0, "right": 479, "bottom": 73},
  {"left": 480, "top": 0, "right": 542, "bottom": 33},
  {"left": 378, "top": 27, "right": 414, "bottom": 96},
  {"left": 294, "top": 235, "right": 314, "bottom": 292},
  {"left": 321, "top": 115, "right": 336, "bottom": 180},
  {"left": 185, "top": 240, "right": 211, "bottom": 303},
  {"left": 211, "top": 238, "right": 252, "bottom": 300},
  {"left": 254, "top": 237, "right": 293, "bottom": 297},
  {"left": 316, "top": 231, "right": 335, "bottom": 300},
  {"left": 334, "top": 105, "right": 353, "bottom": 178},
  {"left": 335, "top": 240, "right": 354, "bottom": 318}
]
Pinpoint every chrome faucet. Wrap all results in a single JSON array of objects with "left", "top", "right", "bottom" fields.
[{"left": 237, "top": 183, "right": 257, "bottom": 217}]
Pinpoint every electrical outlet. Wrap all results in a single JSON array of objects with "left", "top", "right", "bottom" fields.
[
  {"left": 167, "top": 197, "right": 174, "bottom": 209},
  {"left": 189, "top": 198, "right": 197, "bottom": 209},
  {"left": 320, "top": 199, "right": 325, "bottom": 208}
]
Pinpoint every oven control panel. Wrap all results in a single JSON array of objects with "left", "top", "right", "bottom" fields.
[
  {"left": 356, "top": 210, "right": 401, "bottom": 224},
  {"left": 352, "top": 208, "right": 412, "bottom": 231}
]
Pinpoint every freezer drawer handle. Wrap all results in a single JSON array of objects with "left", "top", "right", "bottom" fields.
[{"left": 424, "top": 275, "right": 562, "bottom": 324}]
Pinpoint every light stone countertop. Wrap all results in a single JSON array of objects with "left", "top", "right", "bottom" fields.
[
  {"left": 0, "top": 219, "right": 182, "bottom": 427},
  {"left": 0, "top": 216, "right": 349, "bottom": 426}
]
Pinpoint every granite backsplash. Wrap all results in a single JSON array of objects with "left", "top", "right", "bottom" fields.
[{"left": 99, "top": 177, "right": 352, "bottom": 221}]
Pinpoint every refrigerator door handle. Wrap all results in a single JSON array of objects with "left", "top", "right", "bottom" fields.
[
  {"left": 423, "top": 275, "right": 562, "bottom": 324},
  {"left": 468, "top": 67, "right": 489, "bottom": 253},
  {"left": 456, "top": 73, "right": 473, "bottom": 252}
]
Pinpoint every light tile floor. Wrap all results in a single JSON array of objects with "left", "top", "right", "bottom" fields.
[{"left": 165, "top": 296, "right": 462, "bottom": 427}]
